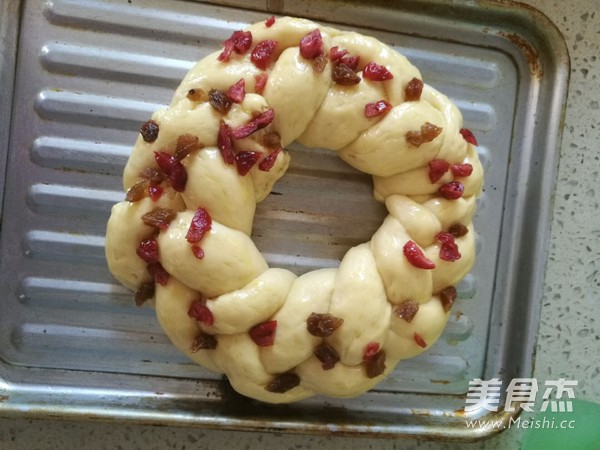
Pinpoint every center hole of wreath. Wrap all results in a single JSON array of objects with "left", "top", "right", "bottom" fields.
[{"left": 252, "top": 142, "right": 388, "bottom": 275}]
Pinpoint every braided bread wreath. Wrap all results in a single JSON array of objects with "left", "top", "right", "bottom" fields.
[{"left": 105, "top": 16, "right": 483, "bottom": 403}]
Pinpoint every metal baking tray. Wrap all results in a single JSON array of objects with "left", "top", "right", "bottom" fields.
[{"left": 0, "top": 0, "right": 569, "bottom": 441}]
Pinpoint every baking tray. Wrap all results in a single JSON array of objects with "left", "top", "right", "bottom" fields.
[{"left": 0, "top": 0, "right": 568, "bottom": 441}]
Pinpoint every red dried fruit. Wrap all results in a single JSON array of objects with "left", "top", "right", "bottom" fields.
[
  {"left": 249, "top": 320, "right": 278, "bottom": 346},
  {"left": 363, "top": 342, "right": 380, "bottom": 361},
  {"left": 140, "top": 167, "right": 166, "bottom": 185},
  {"left": 186, "top": 88, "right": 207, "bottom": 102},
  {"left": 394, "top": 300, "right": 420, "bottom": 323},
  {"left": 439, "top": 286, "right": 457, "bottom": 313},
  {"left": 299, "top": 29, "right": 323, "bottom": 59},
  {"left": 140, "top": 120, "right": 159, "bottom": 143},
  {"left": 258, "top": 147, "right": 282, "bottom": 172},
  {"left": 459, "top": 128, "right": 478, "bottom": 146},
  {"left": 428, "top": 159, "right": 451, "bottom": 183},
  {"left": 125, "top": 180, "right": 149, "bottom": 202},
  {"left": 227, "top": 78, "right": 246, "bottom": 103},
  {"left": 251, "top": 39, "right": 277, "bottom": 70},
  {"left": 191, "top": 245, "right": 205, "bottom": 259},
  {"left": 231, "top": 108, "right": 275, "bottom": 139},
  {"left": 363, "top": 61, "right": 393, "bottom": 81},
  {"left": 154, "top": 151, "right": 187, "bottom": 192},
  {"left": 218, "top": 30, "right": 253, "bottom": 62},
  {"left": 190, "top": 332, "right": 217, "bottom": 351},
  {"left": 209, "top": 89, "right": 233, "bottom": 114},
  {"left": 438, "top": 181, "right": 464, "bottom": 200},
  {"left": 136, "top": 238, "right": 159, "bottom": 264},
  {"left": 313, "top": 343, "right": 340, "bottom": 370},
  {"left": 448, "top": 223, "right": 469, "bottom": 237},
  {"left": 188, "top": 300, "right": 214, "bottom": 326},
  {"left": 265, "top": 16, "right": 275, "bottom": 27},
  {"left": 217, "top": 122, "right": 235, "bottom": 165},
  {"left": 332, "top": 63, "right": 361, "bottom": 85},
  {"left": 403, "top": 240, "right": 436, "bottom": 269},
  {"left": 364, "top": 100, "right": 392, "bottom": 118},
  {"left": 406, "top": 122, "right": 443, "bottom": 146},
  {"left": 254, "top": 73, "right": 269, "bottom": 94},
  {"left": 451, "top": 163, "right": 473, "bottom": 177},
  {"left": 134, "top": 282, "right": 155, "bottom": 307},
  {"left": 306, "top": 312, "right": 344, "bottom": 337},
  {"left": 436, "top": 231, "right": 461, "bottom": 261},
  {"left": 405, "top": 77, "right": 424, "bottom": 101},
  {"left": 339, "top": 55, "right": 359, "bottom": 70},
  {"left": 142, "top": 207, "right": 176, "bottom": 230},
  {"left": 413, "top": 333, "right": 427, "bottom": 348},
  {"left": 148, "top": 185, "right": 164, "bottom": 202},
  {"left": 265, "top": 372, "right": 300, "bottom": 393},
  {"left": 186, "top": 207, "right": 212, "bottom": 244},
  {"left": 147, "top": 262, "right": 169, "bottom": 285},
  {"left": 329, "top": 46, "right": 348, "bottom": 61},
  {"left": 235, "top": 151, "right": 260, "bottom": 176},
  {"left": 365, "top": 350, "right": 386, "bottom": 378},
  {"left": 175, "top": 134, "right": 203, "bottom": 161}
]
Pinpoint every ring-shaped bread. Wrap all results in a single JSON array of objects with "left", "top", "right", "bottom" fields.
[{"left": 105, "top": 16, "right": 483, "bottom": 403}]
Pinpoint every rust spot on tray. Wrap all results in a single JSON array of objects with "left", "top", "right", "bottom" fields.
[{"left": 498, "top": 31, "right": 544, "bottom": 79}]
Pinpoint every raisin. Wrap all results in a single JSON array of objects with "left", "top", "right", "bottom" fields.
[
  {"left": 262, "top": 131, "right": 281, "bottom": 149},
  {"left": 363, "top": 342, "right": 380, "bottom": 361},
  {"left": 364, "top": 100, "right": 392, "bottom": 118},
  {"left": 312, "top": 54, "right": 328, "bottom": 74},
  {"left": 125, "top": 180, "right": 149, "bottom": 202},
  {"left": 439, "top": 286, "right": 457, "bottom": 313},
  {"left": 436, "top": 231, "right": 461, "bottom": 261},
  {"left": 365, "top": 350, "right": 386, "bottom": 378},
  {"left": 249, "top": 320, "right": 277, "bottom": 347},
  {"left": 413, "top": 333, "right": 427, "bottom": 348},
  {"left": 147, "top": 262, "right": 169, "bottom": 285},
  {"left": 140, "top": 120, "right": 159, "bottom": 143},
  {"left": 258, "top": 147, "right": 282, "bottom": 172},
  {"left": 448, "top": 223, "right": 469, "bottom": 238},
  {"left": 265, "top": 373, "right": 300, "bottom": 393},
  {"left": 187, "top": 300, "right": 214, "bottom": 326},
  {"left": 363, "top": 62, "right": 393, "bottom": 81},
  {"left": 428, "top": 159, "right": 451, "bottom": 183},
  {"left": 217, "top": 121, "right": 235, "bottom": 165},
  {"left": 403, "top": 240, "right": 436, "bottom": 269},
  {"left": 451, "top": 163, "right": 473, "bottom": 177},
  {"left": 394, "top": 300, "right": 420, "bottom": 323},
  {"left": 306, "top": 312, "right": 344, "bottom": 337},
  {"left": 406, "top": 122, "right": 443, "bottom": 147},
  {"left": 235, "top": 151, "right": 260, "bottom": 176},
  {"left": 140, "top": 167, "right": 166, "bottom": 185},
  {"left": 299, "top": 29, "right": 323, "bottom": 59},
  {"left": 438, "top": 181, "right": 464, "bottom": 200},
  {"left": 231, "top": 108, "right": 274, "bottom": 139},
  {"left": 186, "top": 207, "right": 212, "bottom": 244},
  {"left": 227, "top": 78, "right": 246, "bottom": 103},
  {"left": 190, "top": 332, "right": 217, "bottom": 351},
  {"left": 254, "top": 73, "right": 269, "bottom": 94},
  {"left": 134, "top": 282, "right": 155, "bottom": 307},
  {"left": 251, "top": 39, "right": 277, "bottom": 70},
  {"left": 314, "top": 343, "right": 340, "bottom": 370},
  {"left": 136, "top": 238, "right": 159, "bottom": 264},
  {"left": 405, "top": 77, "right": 424, "bottom": 101},
  {"left": 186, "top": 88, "right": 207, "bottom": 102},
  {"left": 459, "top": 128, "right": 478, "bottom": 146},
  {"left": 265, "top": 16, "right": 275, "bottom": 27},
  {"left": 174, "top": 134, "right": 202, "bottom": 161},
  {"left": 142, "top": 207, "right": 176, "bottom": 230},
  {"left": 208, "top": 89, "right": 232, "bottom": 114},
  {"left": 332, "top": 63, "right": 361, "bottom": 85}
]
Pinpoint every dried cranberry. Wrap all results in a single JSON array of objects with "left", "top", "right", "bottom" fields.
[
  {"left": 413, "top": 333, "right": 427, "bottom": 348},
  {"left": 218, "top": 39, "right": 235, "bottom": 62},
  {"left": 403, "top": 240, "right": 436, "bottom": 269},
  {"left": 363, "top": 342, "right": 380, "bottom": 361},
  {"left": 125, "top": 180, "right": 149, "bottom": 202},
  {"left": 306, "top": 312, "right": 344, "bottom": 337},
  {"left": 188, "top": 300, "right": 214, "bottom": 326},
  {"left": 148, "top": 185, "right": 163, "bottom": 202},
  {"left": 448, "top": 223, "right": 469, "bottom": 237},
  {"left": 439, "top": 286, "right": 457, "bottom": 313},
  {"left": 190, "top": 332, "right": 217, "bottom": 351},
  {"left": 227, "top": 78, "right": 246, "bottom": 103},
  {"left": 451, "top": 163, "right": 473, "bottom": 177},
  {"left": 364, "top": 100, "right": 392, "bottom": 118},
  {"left": 249, "top": 320, "right": 277, "bottom": 346},
  {"left": 339, "top": 55, "right": 359, "bottom": 70},
  {"left": 136, "top": 238, "right": 159, "bottom": 264},
  {"left": 332, "top": 63, "right": 361, "bottom": 85},
  {"left": 329, "top": 46, "right": 348, "bottom": 61},
  {"left": 405, "top": 77, "right": 424, "bottom": 101},
  {"left": 186, "top": 88, "right": 207, "bottom": 102},
  {"left": 186, "top": 207, "right": 212, "bottom": 244},
  {"left": 217, "top": 122, "right": 235, "bottom": 165},
  {"left": 142, "top": 207, "right": 176, "bottom": 230},
  {"left": 258, "top": 147, "right": 282, "bottom": 172},
  {"left": 406, "top": 122, "right": 443, "bottom": 147},
  {"left": 251, "top": 39, "right": 277, "bottom": 70},
  {"left": 265, "top": 372, "right": 300, "bottom": 393},
  {"left": 254, "top": 73, "right": 269, "bottom": 94},
  {"left": 231, "top": 108, "right": 274, "bottom": 139},
  {"left": 394, "top": 300, "right": 420, "bottom": 323},
  {"left": 218, "top": 30, "right": 253, "bottom": 62},
  {"left": 191, "top": 245, "right": 204, "bottom": 259},
  {"left": 154, "top": 151, "right": 187, "bottom": 192},
  {"left": 428, "top": 159, "right": 451, "bottom": 183},
  {"left": 313, "top": 343, "right": 340, "bottom": 370},
  {"left": 363, "top": 62, "right": 393, "bottom": 81},
  {"left": 175, "top": 134, "right": 202, "bottom": 161},
  {"left": 140, "top": 120, "right": 159, "bottom": 142},
  {"left": 365, "top": 350, "right": 386, "bottom": 378},
  {"left": 438, "top": 181, "right": 464, "bottom": 200},
  {"left": 147, "top": 262, "right": 169, "bottom": 285},
  {"left": 235, "top": 151, "right": 260, "bottom": 176},
  {"left": 134, "top": 282, "right": 155, "bottom": 307},
  {"left": 265, "top": 16, "right": 275, "bottom": 27},
  {"left": 209, "top": 89, "right": 232, "bottom": 114},
  {"left": 459, "top": 128, "right": 478, "bottom": 146},
  {"left": 436, "top": 231, "right": 461, "bottom": 261},
  {"left": 299, "top": 29, "right": 323, "bottom": 59}
]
